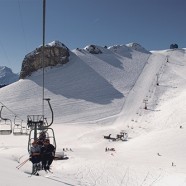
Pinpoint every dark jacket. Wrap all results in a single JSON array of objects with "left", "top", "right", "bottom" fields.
[{"left": 41, "top": 144, "right": 55, "bottom": 157}]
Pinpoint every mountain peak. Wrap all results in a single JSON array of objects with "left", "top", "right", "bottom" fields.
[
  {"left": 0, "top": 66, "right": 19, "bottom": 85},
  {"left": 126, "top": 42, "right": 150, "bottom": 53},
  {"left": 20, "top": 41, "right": 70, "bottom": 79},
  {"left": 46, "top": 40, "right": 68, "bottom": 49}
]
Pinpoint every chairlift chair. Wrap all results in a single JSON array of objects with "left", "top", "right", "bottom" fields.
[
  {"left": 28, "top": 127, "right": 56, "bottom": 153},
  {"left": 13, "top": 116, "right": 23, "bottom": 135},
  {"left": 21, "top": 125, "right": 30, "bottom": 135},
  {"left": 13, "top": 117, "right": 29, "bottom": 135},
  {"left": 27, "top": 107, "right": 56, "bottom": 153},
  {"left": 0, "top": 118, "right": 12, "bottom": 135},
  {"left": 0, "top": 106, "right": 12, "bottom": 135}
]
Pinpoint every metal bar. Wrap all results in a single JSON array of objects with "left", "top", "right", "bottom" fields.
[{"left": 42, "top": 0, "right": 46, "bottom": 116}]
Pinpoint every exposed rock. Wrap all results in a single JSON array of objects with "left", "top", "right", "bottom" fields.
[
  {"left": 170, "top": 43, "right": 178, "bottom": 49},
  {"left": 85, "top": 45, "right": 103, "bottom": 54},
  {"left": 19, "top": 41, "right": 70, "bottom": 79}
]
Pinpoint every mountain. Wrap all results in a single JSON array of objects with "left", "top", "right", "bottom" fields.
[
  {"left": 0, "top": 41, "right": 151, "bottom": 123},
  {"left": 20, "top": 41, "right": 150, "bottom": 80},
  {"left": 0, "top": 42, "right": 186, "bottom": 186},
  {"left": 0, "top": 66, "right": 19, "bottom": 86}
]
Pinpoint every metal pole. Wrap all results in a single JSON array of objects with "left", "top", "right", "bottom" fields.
[
  {"left": 42, "top": 0, "right": 46, "bottom": 117},
  {"left": 44, "top": 98, "right": 53, "bottom": 127},
  {"left": 34, "top": 123, "right": 37, "bottom": 141},
  {"left": 16, "top": 158, "right": 29, "bottom": 169}
]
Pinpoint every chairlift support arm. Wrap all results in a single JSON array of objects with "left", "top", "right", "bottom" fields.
[
  {"left": 44, "top": 98, "right": 53, "bottom": 127},
  {"left": 0, "top": 106, "right": 8, "bottom": 121}
]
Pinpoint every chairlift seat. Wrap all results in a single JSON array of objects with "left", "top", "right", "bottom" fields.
[
  {"left": 13, "top": 131, "right": 23, "bottom": 135},
  {"left": 0, "top": 130, "right": 12, "bottom": 135}
]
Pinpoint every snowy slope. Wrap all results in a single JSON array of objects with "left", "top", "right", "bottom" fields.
[
  {"left": 0, "top": 46, "right": 186, "bottom": 186},
  {"left": 0, "top": 45, "right": 150, "bottom": 124}
]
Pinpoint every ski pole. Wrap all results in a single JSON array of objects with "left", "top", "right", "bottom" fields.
[
  {"left": 17, "top": 159, "right": 29, "bottom": 169},
  {"left": 16, "top": 159, "right": 27, "bottom": 169},
  {"left": 17, "top": 158, "right": 29, "bottom": 167},
  {"left": 17, "top": 158, "right": 29, "bottom": 168},
  {"left": 16, "top": 158, "right": 29, "bottom": 169}
]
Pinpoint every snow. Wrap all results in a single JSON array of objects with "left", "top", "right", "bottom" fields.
[
  {"left": 0, "top": 46, "right": 186, "bottom": 185},
  {"left": 126, "top": 42, "right": 150, "bottom": 53},
  {"left": 46, "top": 40, "right": 68, "bottom": 49}
]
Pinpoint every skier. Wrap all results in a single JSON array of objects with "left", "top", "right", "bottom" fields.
[
  {"left": 41, "top": 139, "right": 55, "bottom": 171},
  {"left": 38, "top": 131, "right": 47, "bottom": 142},
  {"left": 29, "top": 140, "right": 41, "bottom": 174}
]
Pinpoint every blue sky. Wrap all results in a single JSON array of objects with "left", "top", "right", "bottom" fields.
[{"left": 0, "top": 0, "right": 185, "bottom": 73}]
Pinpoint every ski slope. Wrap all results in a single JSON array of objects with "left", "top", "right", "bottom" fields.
[{"left": 0, "top": 46, "right": 186, "bottom": 186}]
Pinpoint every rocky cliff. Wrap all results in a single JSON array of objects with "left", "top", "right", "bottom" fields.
[{"left": 19, "top": 41, "right": 70, "bottom": 79}]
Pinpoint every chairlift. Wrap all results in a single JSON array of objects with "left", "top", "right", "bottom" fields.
[
  {"left": 0, "top": 119, "right": 12, "bottom": 135},
  {"left": 0, "top": 106, "right": 12, "bottom": 135},
  {"left": 13, "top": 116, "right": 29, "bottom": 135},
  {"left": 27, "top": 98, "right": 56, "bottom": 152},
  {"left": 28, "top": 127, "right": 56, "bottom": 152},
  {"left": 27, "top": 1, "right": 58, "bottom": 175},
  {"left": 21, "top": 125, "right": 30, "bottom": 135},
  {"left": 13, "top": 116, "right": 23, "bottom": 135},
  {"left": 43, "top": 98, "right": 54, "bottom": 128}
]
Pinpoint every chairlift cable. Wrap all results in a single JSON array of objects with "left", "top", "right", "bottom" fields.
[
  {"left": 42, "top": 0, "right": 46, "bottom": 117},
  {"left": 0, "top": 101, "right": 24, "bottom": 122}
]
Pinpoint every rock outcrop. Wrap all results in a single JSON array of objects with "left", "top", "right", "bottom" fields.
[
  {"left": 170, "top": 43, "right": 178, "bottom": 49},
  {"left": 85, "top": 45, "right": 103, "bottom": 54},
  {"left": 19, "top": 41, "right": 70, "bottom": 79}
]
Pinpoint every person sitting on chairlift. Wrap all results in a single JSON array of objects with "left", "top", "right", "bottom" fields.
[
  {"left": 41, "top": 138, "right": 55, "bottom": 171},
  {"left": 29, "top": 140, "right": 41, "bottom": 167},
  {"left": 39, "top": 131, "right": 47, "bottom": 142}
]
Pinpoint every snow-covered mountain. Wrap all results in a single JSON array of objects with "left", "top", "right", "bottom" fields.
[
  {"left": 0, "top": 42, "right": 186, "bottom": 186},
  {"left": 0, "top": 66, "right": 19, "bottom": 86},
  {"left": 0, "top": 42, "right": 151, "bottom": 123}
]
